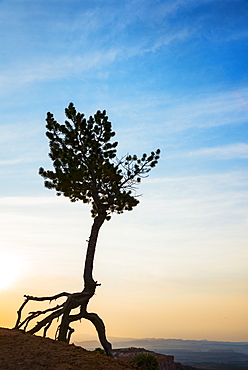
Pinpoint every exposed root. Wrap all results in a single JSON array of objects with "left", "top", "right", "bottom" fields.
[{"left": 14, "top": 288, "right": 112, "bottom": 356}]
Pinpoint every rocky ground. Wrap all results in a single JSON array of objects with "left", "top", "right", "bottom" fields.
[
  {"left": 0, "top": 327, "right": 135, "bottom": 369},
  {"left": 0, "top": 327, "right": 196, "bottom": 369}
]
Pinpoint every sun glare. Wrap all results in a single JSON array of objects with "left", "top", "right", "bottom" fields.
[{"left": 0, "top": 252, "right": 23, "bottom": 290}]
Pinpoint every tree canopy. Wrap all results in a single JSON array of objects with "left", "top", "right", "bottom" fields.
[{"left": 39, "top": 103, "right": 160, "bottom": 219}]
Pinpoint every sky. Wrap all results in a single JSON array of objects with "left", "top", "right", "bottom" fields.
[{"left": 0, "top": 0, "right": 248, "bottom": 343}]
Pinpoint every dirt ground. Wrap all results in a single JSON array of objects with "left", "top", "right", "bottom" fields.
[{"left": 0, "top": 327, "right": 135, "bottom": 370}]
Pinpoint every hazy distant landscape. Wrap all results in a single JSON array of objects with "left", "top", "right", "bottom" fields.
[{"left": 74, "top": 337, "right": 248, "bottom": 370}]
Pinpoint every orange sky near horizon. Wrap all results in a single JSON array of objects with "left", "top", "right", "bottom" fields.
[{"left": 1, "top": 283, "right": 248, "bottom": 343}]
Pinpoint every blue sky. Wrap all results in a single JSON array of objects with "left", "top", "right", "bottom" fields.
[{"left": 0, "top": 0, "right": 248, "bottom": 341}]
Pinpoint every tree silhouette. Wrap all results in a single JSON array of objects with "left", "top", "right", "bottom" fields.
[{"left": 14, "top": 103, "right": 160, "bottom": 356}]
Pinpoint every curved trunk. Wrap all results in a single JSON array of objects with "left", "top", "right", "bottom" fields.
[
  {"left": 82, "top": 211, "right": 112, "bottom": 355},
  {"left": 57, "top": 210, "right": 112, "bottom": 354},
  {"left": 83, "top": 212, "right": 106, "bottom": 292}
]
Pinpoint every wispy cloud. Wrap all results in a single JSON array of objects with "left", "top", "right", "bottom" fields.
[
  {"left": 186, "top": 143, "right": 248, "bottom": 159},
  {"left": 0, "top": 159, "right": 25, "bottom": 166},
  {"left": 162, "top": 88, "right": 248, "bottom": 131},
  {"left": 0, "top": 49, "right": 120, "bottom": 97},
  {"left": 165, "top": 143, "right": 248, "bottom": 160},
  {"left": 4, "top": 0, "right": 243, "bottom": 96},
  {"left": 133, "top": 172, "right": 248, "bottom": 262},
  {"left": 109, "top": 87, "right": 248, "bottom": 150},
  {"left": 1, "top": 0, "right": 246, "bottom": 101}
]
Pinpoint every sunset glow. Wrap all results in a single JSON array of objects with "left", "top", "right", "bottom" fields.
[
  {"left": 0, "top": 253, "right": 22, "bottom": 291},
  {"left": 0, "top": 0, "right": 247, "bottom": 343}
]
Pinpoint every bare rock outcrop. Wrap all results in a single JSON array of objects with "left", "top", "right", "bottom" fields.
[{"left": 113, "top": 347, "right": 197, "bottom": 370}]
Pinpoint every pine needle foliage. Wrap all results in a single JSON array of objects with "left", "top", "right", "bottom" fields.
[{"left": 39, "top": 103, "right": 160, "bottom": 219}]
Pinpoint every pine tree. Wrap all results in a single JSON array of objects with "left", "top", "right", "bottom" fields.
[{"left": 14, "top": 103, "right": 160, "bottom": 356}]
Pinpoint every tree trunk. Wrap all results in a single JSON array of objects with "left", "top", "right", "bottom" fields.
[
  {"left": 82, "top": 211, "right": 112, "bottom": 355},
  {"left": 83, "top": 211, "right": 106, "bottom": 292},
  {"left": 57, "top": 210, "right": 112, "bottom": 354}
]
